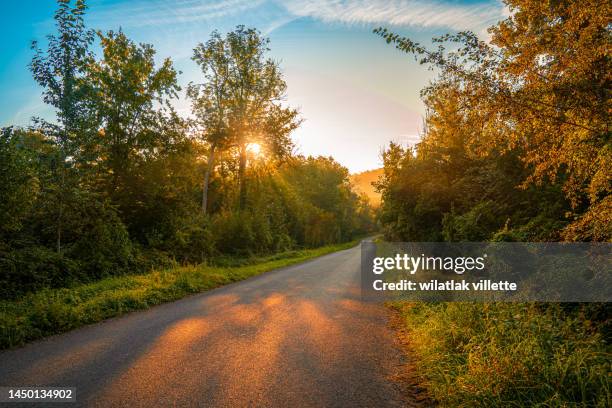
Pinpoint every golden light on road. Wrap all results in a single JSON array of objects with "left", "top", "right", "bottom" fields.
[{"left": 247, "top": 142, "right": 262, "bottom": 156}]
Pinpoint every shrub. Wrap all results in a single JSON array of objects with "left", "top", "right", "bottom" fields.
[
  {"left": 65, "top": 199, "right": 136, "bottom": 279},
  {"left": 0, "top": 246, "right": 79, "bottom": 299},
  {"left": 211, "top": 211, "right": 258, "bottom": 255},
  {"left": 443, "top": 201, "right": 502, "bottom": 242}
]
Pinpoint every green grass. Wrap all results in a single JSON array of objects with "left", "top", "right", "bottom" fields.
[
  {"left": 390, "top": 302, "right": 611, "bottom": 407},
  {"left": 0, "top": 239, "right": 361, "bottom": 349}
]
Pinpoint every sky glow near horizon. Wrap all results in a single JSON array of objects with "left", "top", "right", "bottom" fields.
[{"left": 0, "top": 0, "right": 508, "bottom": 172}]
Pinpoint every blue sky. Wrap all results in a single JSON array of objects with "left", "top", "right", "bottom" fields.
[{"left": 0, "top": 0, "right": 508, "bottom": 172}]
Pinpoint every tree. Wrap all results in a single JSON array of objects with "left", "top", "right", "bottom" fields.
[
  {"left": 281, "top": 156, "right": 360, "bottom": 244},
  {"left": 83, "top": 30, "right": 180, "bottom": 196},
  {"left": 30, "top": 0, "right": 95, "bottom": 253},
  {"left": 189, "top": 26, "right": 300, "bottom": 212},
  {"left": 373, "top": 73, "right": 570, "bottom": 241},
  {"left": 374, "top": 0, "right": 611, "bottom": 241},
  {"left": 187, "top": 31, "right": 231, "bottom": 214},
  {"left": 1, "top": 1, "right": 374, "bottom": 298}
]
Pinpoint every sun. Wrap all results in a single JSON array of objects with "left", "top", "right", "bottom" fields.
[{"left": 247, "top": 143, "right": 262, "bottom": 156}]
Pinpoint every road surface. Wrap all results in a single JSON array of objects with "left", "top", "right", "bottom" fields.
[{"left": 0, "top": 241, "right": 414, "bottom": 407}]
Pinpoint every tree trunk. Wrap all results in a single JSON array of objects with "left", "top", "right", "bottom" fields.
[
  {"left": 56, "top": 146, "right": 66, "bottom": 254},
  {"left": 56, "top": 202, "right": 62, "bottom": 254},
  {"left": 238, "top": 143, "right": 248, "bottom": 210},
  {"left": 202, "top": 143, "right": 216, "bottom": 214}
]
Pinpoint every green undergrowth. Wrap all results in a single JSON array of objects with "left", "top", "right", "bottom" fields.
[
  {"left": 390, "top": 302, "right": 610, "bottom": 407},
  {"left": 0, "top": 239, "right": 361, "bottom": 349}
]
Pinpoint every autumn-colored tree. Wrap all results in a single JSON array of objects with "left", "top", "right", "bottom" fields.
[{"left": 375, "top": 0, "right": 611, "bottom": 241}]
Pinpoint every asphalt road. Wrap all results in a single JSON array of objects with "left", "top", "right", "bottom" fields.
[{"left": 0, "top": 241, "right": 413, "bottom": 407}]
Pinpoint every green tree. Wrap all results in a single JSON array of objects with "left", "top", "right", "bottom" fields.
[
  {"left": 30, "top": 0, "right": 95, "bottom": 252},
  {"left": 83, "top": 30, "right": 181, "bottom": 199},
  {"left": 187, "top": 31, "right": 232, "bottom": 214},
  {"left": 81, "top": 30, "right": 215, "bottom": 257},
  {"left": 189, "top": 26, "right": 300, "bottom": 211}
]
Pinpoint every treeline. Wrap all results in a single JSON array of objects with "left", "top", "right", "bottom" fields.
[
  {"left": 374, "top": 1, "right": 610, "bottom": 405},
  {"left": 0, "top": 0, "right": 374, "bottom": 298},
  {"left": 375, "top": 0, "right": 610, "bottom": 243}
]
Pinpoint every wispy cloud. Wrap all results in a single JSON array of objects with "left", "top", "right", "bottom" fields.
[
  {"left": 278, "top": 0, "right": 505, "bottom": 33},
  {"left": 88, "top": 0, "right": 264, "bottom": 28},
  {"left": 86, "top": 0, "right": 508, "bottom": 31},
  {"left": 84, "top": 0, "right": 506, "bottom": 37}
]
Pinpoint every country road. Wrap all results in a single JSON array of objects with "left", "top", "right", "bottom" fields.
[{"left": 0, "top": 241, "right": 414, "bottom": 407}]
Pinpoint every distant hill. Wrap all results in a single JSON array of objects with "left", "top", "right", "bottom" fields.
[{"left": 350, "top": 168, "right": 383, "bottom": 206}]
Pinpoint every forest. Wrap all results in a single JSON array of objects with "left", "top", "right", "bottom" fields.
[
  {"left": 0, "top": 0, "right": 609, "bottom": 405},
  {"left": 0, "top": 0, "right": 374, "bottom": 299},
  {"left": 374, "top": 0, "right": 610, "bottom": 405}
]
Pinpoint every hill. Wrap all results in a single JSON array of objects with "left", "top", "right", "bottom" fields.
[{"left": 350, "top": 168, "right": 383, "bottom": 206}]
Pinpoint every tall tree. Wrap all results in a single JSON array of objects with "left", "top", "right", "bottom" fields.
[
  {"left": 187, "top": 31, "right": 231, "bottom": 214},
  {"left": 189, "top": 26, "right": 300, "bottom": 212},
  {"left": 30, "top": 0, "right": 94, "bottom": 253},
  {"left": 83, "top": 30, "right": 181, "bottom": 202}
]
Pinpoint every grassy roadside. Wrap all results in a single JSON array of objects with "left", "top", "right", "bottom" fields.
[
  {"left": 0, "top": 239, "right": 361, "bottom": 350},
  {"left": 390, "top": 302, "right": 610, "bottom": 407}
]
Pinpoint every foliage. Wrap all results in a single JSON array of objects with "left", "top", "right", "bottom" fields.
[
  {"left": 0, "top": 128, "right": 39, "bottom": 236},
  {"left": 28, "top": 0, "right": 96, "bottom": 254},
  {"left": 30, "top": 0, "right": 94, "bottom": 136},
  {"left": 374, "top": 0, "right": 611, "bottom": 242},
  {"left": 0, "top": 128, "right": 137, "bottom": 298},
  {"left": 81, "top": 29, "right": 181, "bottom": 198},
  {"left": 0, "top": 1, "right": 374, "bottom": 300},
  {"left": 375, "top": 1, "right": 611, "bottom": 406},
  {"left": 188, "top": 26, "right": 301, "bottom": 211},
  {"left": 209, "top": 155, "right": 370, "bottom": 254}
]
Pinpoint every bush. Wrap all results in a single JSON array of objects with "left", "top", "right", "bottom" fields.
[
  {"left": 65, "top": 199, "right": 136, "bottom": 279},
  {"left": 0, "top": 197, "right": 137, "bottom": 298},
  {"left": 211, "top": 211, "right": 259, "bottom": 255},
  {"left": 147, "top": 214, "right": 216, "bottom": 264},
  {"left": 442, "top": 201, "right": 502, "bottom": 242},
  {"left": 0, "top": 246, "right": 79, "bottom": 299}
]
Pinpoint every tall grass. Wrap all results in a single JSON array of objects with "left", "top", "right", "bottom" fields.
[
  {"left": 391, "top": 302, "right": 610, "bottom": 407},
  {"left": 0, "top": 240, "right": 360, "bottom": 349}
]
